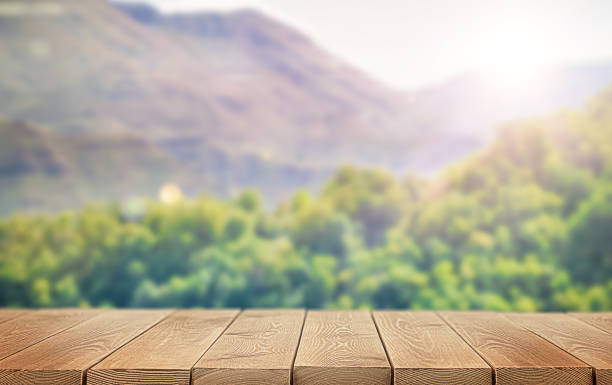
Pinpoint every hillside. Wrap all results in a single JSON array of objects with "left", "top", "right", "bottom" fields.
[
  {"left": 402, "top": 64, "right": 612, "bottom": 172},
  {"left": 1, "top": 0, "right": 612, "bottom": 214},
  {"left": 0, "top": 0, "right": 408, "bottom": 162},
  {"left": 0, "top": 117, "right": 329, "bottom": 214},
  {"left": 1, "top": 86, "right": 610, "bottom": 309}
]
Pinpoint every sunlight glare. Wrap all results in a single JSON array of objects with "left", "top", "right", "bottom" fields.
[{"left": 479, "top": 19, "right": 557, "bottom": 91}]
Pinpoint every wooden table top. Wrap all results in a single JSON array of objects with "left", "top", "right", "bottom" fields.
[{"left": 0, "top": 309, "right": 609, "bottom": 385}]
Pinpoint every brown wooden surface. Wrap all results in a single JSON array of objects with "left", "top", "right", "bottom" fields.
[
  {"left": 0, "top": 310, "right": 170, "bottom": 385},
  {"left": 193, "top": 309, "right": 305, "bottom": 385},
  {"left": 89, "top": 310, "right": 239, "bottom": 385},
  {"left": 508, "top": 313, "right": 612, "bottom": 385},
  {"left": 0, "top": 310, "right": 28, "bottom": 325},
  {"left": 0, "top": 309, "right": 99, "bottom": 361},
  {"left": 293, "top": 310, "right": 391, "bottom": 385},
  {"left": 570, "top": 312, "right": 612, "bottom": 334},
  {"left": 0, "top": 309, "right": 611, "bottom": 384},
  {"left": 373, "top": 311, "right": 491, "bottom": 385},
  {"left": 440, "top": 312, "right": 592, "bottom": 385}
]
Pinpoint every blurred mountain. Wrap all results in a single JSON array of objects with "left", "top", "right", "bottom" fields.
[
  {"left": 0, "top": 0, "right": 408, "bottom": 161},
  {"left": 0, "top": 117, "right": 326, "bottom": 214},
  {"left": 404, "top": 64, "right": 612, "bottom": 170},
  {"left": 0, "top": 117, "right": 175, "bottom": 214},
  {"left": 0, "top": 0, "right": 612, "bottom": 214}
]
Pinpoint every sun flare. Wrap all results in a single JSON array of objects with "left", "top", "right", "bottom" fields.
[{"left": 479, "top": 20, "right": 558, "bottom": 90}]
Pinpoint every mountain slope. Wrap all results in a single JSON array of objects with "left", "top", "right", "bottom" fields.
[
  {"left": 112, "top": 2, "right": 612, "bottom": 171},
  {"left": 0, "top": 117, "right": 176, "bottom": 214},
  {"left": 1, "top": 0, "right": 612, "bottom": 214},
  {"left": 0, "top": 117, "right": 329, "bottom": 214},
  {"left": 400, "top": 64, "right": 612, "bottom": 172},
  {"left": 0, "top": 0, "right": 409, "bottom": 165},
  {"left": 0, "top": 0, "right": 410, "bottom": 214}
]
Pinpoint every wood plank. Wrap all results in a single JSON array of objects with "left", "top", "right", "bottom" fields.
[
  {"left": 0, "top": 309, "right": 99, "bottom": 361},
  {"left": 293, "top": 310, "right": 391, "bottom": 385},
  {"left": 193, "top": 309, "right": 305, "bottom": 385},
  {"left": 440, "top": 312, "right": 592, "bottom": 385},
  {"left": 0, "top": 309, "right": 170, "bottom": 385},
  {"left": 508, "top": 313, "right": 612, "bottom": 385},
  {"left": 570, "top": 312, "right": 612, "bottom": 334},
  {"left": 88, "top": 309, "right": 239, "bottom": 385},
  {"left": 0, "top": 310, "right": 28, "bottom": 325},
  {"left": 373, "top": 311, "right": 491, "bottom": 385}
]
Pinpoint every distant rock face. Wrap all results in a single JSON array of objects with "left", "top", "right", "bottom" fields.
[{"left": 0, "top": 0, "right": 611, "bottom": 214}]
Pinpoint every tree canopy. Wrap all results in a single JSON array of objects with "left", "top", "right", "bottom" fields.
[{"left": 1, "top": 88, "right": 612, "bottom": 310}]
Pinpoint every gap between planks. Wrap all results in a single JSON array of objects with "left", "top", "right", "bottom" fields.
[
  {"left": 374, "top": 311, "right": 492, "bottom": 385},
  {"left": 88, "top": 309, "right": 240, "bottom": 385},
  {"left": 1, "top": 310, "right": 610, "bottom": 385},
  {"left": 569, "top": 312, "right": 612, "bottom": 335},
  {"left": 293, "top": 310, "right": 391, "bottom": 385},
  {"left": 506, "top": 313, "right": 612, "bottom": 385},
  {"left": 193, "top": 309, "right": 305, "bottom": 385},
  {"left": 440, "top": 311, "right": 593, "bottom": 385},
  {"left": 0, "top": 309, "right": 101, "bottom": 362},
  {"left": 0, "top": 310, "right": 172, "bottom": 385}
]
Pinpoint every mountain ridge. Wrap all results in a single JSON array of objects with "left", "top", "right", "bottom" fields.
[{"left": 1, "top": 0, "right": 612, "bottom": 214}]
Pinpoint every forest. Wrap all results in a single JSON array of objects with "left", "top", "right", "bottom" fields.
[{"left": 1, "top": 87, "right": 611, "bottom": 311}]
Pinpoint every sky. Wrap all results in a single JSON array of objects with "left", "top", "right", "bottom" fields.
[{"left": 115, "top": 0, "right": 612, "bottom": 90}]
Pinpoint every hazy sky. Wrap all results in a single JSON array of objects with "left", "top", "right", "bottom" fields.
[{"left": 116, "top": 0, "right": 612, "bottom": 89}]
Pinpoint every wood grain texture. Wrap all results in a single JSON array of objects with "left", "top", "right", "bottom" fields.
[
  {"left": 193, "top": 309, "right": 305, "bottom": 385},
  {"left": 373, "top": 311, "right": 491, "bottom": 385},
  {"left": 0, "top": 309, "right": 99, "bottom": 361},
  {"left": 508, "top": 313, "right": 612, "bottom": 385},
  {"left": 0, "top": 309, "right": 170, "bottom": 385},
  {"left": 293, "top": 310, "right": 391, "bottom": 385},
  {"left": 570, "top": 312, "right": 612, "bottom": 334},
  {"left": 440, "top": 312, "right": 592, "bottom": 385},
  {"left": 88, "top": 309, "right": 239, "bottom": 385},
  {"left": 0, "top": 310, "right": 28, "bottom": 325}
]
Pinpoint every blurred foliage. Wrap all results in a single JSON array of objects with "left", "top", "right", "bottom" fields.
[{"left": 1, "top": 89, "right": 612, "bottom": 310}]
